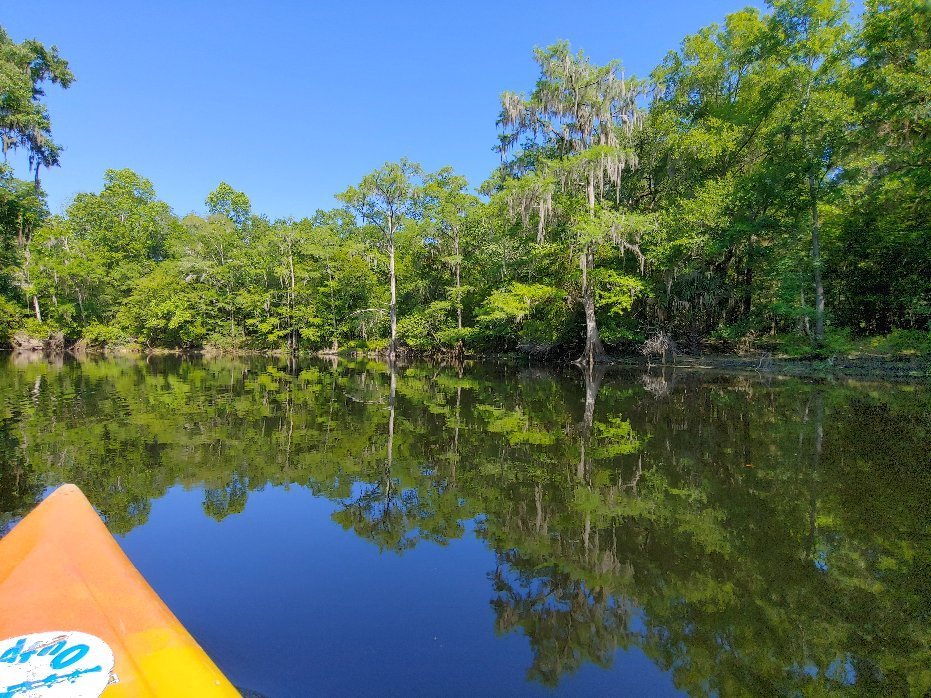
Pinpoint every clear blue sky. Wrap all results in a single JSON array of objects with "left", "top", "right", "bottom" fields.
[{"left": 5, "top": 1, "right": 768, "bottom": 220}]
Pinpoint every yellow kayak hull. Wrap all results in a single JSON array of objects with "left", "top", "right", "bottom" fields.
[{"left": 0, "top": 484, "right": 239, "bottom": 696}]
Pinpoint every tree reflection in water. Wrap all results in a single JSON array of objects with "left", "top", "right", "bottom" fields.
[{"left": 0, "top": 355, "right": 928, "bottom": 694}]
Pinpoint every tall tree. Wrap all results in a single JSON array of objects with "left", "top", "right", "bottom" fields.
[
  {"left": 0, "top": 27, "right": 73, "bottom": 188},
  {"left": 176, "top": 213, "right": 247, "bottom": 342},
  {"left": 498, "top": 42, "right": 644, "bottom": 365},
  {"left": 338, "top": 159, "right": 422, "bottom": 360},
  {"left": 0, "top": 164, "right": 46, "bottom": 311},
  {"left": 422, "top": 167, "right": 481, "bottom": 338},
  {"left": 205, "top": 182, "right": 252, "bottom": 229},
  {"left": 830, "top": 0, "right": 931, "bottom": 333},
  {"left": 766, "top": 0, "right": 854, "bottom": 345},
  {"left": 646, "top": 6, "right": 786, "bottom": 344},
  {"left": 645, "top": 1, "right": 856, "bottom": 349}
]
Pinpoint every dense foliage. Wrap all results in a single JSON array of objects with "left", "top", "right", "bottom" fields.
[{"left": 1, "top": 0, "right": 928, "bottom": 359}]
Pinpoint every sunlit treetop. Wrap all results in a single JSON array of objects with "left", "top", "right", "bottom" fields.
[{"left": 0, "top": 27, "right": 73, "bottom": 187}]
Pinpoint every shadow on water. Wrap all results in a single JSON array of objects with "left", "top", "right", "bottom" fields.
[{"left": 0, "top": 353, "right": 929, "bottom": 694}]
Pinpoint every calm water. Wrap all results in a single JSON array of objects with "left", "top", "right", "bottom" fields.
[{"left": 0, "top": 355, "right": 929, "bottom": 696}]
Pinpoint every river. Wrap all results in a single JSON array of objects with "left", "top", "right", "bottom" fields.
[{"left": 0, "top": 355, "right": 928, "bottom": 696}]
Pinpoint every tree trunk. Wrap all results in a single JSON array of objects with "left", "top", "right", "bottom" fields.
[
  {"left": 388, "top": 241, "right": 397, "bottom": 361},
  {"left": 577, "top": 171, "right": 605, "bottom": 367},
  {"left": 809, "top": 173, "right": 825, "bottom": 345},
  {"left": 288, "top": 247, "right": 297, "bottom": 354},
  {"left": 800, "top": 286, "right": 811, "bottom": 337},
  {"left": 329, "top": 265, "right": 338, "bottom": 342},
  {"left": 454, "top": 232, "right": 462, "bottom": 331},
  {"left": 578, "top": 247, "right": 605, "bottom": 366},
  {"left": 32, "top": 296, "right": 41, "bottom": 323},
  {"left": 227, "top": 283, "right": 235, "bottom": 338}
]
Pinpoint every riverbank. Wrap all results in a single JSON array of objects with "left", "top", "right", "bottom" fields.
[
  {"left": 5, "top": 324, "right": 930, "bottom": 379},
  {"left": 4, "top": 341, "right": 929, "bottom": 381},
  {"left": 648, "top": 353, "right": 931, "bottom": 381}
]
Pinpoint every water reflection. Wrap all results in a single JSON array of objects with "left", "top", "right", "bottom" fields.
[{"left": 0, "top": 355, "right": 928, "bottom": 695}]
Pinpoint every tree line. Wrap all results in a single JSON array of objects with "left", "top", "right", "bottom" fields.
[{"left": 1, "top": 0, "right": 928, "bottom": 363}]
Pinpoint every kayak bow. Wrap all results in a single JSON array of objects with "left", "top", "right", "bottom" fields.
[{"left": 0, "top": 484, "right": 239, "bottom": 697}]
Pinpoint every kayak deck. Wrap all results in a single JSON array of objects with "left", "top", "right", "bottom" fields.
[{"left": 0, "top": 484, "right": 239, "bottom": 697}]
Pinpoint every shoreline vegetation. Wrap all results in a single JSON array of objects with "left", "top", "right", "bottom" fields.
[{"left": 1, "top": 2, "right": 928, "bottom": 373}]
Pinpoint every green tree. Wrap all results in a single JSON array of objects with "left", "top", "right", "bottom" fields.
[
  {"left": 830, "top": 0, "right": 931, "bottom": 333},
  {"left": 28, "top": 169, "right": 179, "bottom": 339},
  {"left": 766, "top": 0, "right": 855, "bottom": 345},
  {"left": 175, "top": 212, "right": 248, "bottom": 343},
  {"left": 421, "top": 167, "right": 481, "bottom": 338},
  {"left": 337, "top": 159, "right": 423, "bottom": 360},
  {"left": 0, "top": 164, "right": 47, "bottom": 337},
  {"left": 646, "top": 6, "right": 787, "bottom": 345},
  {"left": 205, "top": 182, "right": 252, "bottom": 229},
  {"left": 644, "top": 0, "right": 858, "bottom": 350},
  {"left": 497, "top": 42, "right": 645, "bottom": 365},
  {"left": 0, "top": 27, "right": 73, "bottom": 188}
]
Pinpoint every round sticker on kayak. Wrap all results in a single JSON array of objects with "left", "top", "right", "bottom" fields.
[{"left": 0, "top": 631, "right": 115, "bottom": 697}]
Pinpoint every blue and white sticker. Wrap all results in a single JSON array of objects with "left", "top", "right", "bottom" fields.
[{"left": 0, "top": 631, "right": 115, "bottom": 698}]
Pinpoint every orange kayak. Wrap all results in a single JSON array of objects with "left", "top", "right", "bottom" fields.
[{"left": 0, "top": 484, "right": 239, "bottom": 697}]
